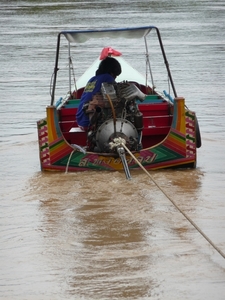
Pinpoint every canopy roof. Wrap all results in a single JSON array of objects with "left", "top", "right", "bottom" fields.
[{"left": 61, "top": 26, "right": 157, "bottom": 43}]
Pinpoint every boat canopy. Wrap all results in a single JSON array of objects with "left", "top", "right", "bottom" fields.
[
  {"left": 50, "top": 26, "right": 177, "bottom": 105},
  {"left": 61, "top": 26, "right": 156, "bottom": 43}
]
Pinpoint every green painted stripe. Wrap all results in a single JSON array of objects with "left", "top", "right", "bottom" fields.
[
  {"left": 63, "top": 95, "right": 164, "bottom": 108},
  {"left": 49, "top": 138, "right": 65, "bottom": 151},
  {"left": 186, "top": 110, "right": 195, "bottom": 119},
  {"left": 170, "top": 131, "right": 186, "bottom": 142},
  {"left": 150, "top": 144, "right": 184, "bottom": 162}
]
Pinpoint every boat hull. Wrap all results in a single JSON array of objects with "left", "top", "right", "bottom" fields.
[{"left": 37, "top": 97, "right": 197, "bottom": 173}]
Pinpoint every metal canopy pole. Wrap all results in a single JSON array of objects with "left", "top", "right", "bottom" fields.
[
  {"left": 68, "top": 41, "right": 71, "bottom": 94},
  {"left": 144, "top": 36, "right": 155, "bottom": 90},
  {"left": 51, "top": 33, "right": 61, "bottom": 106},
  {"left": 155, "top": 27, "right": 177, "bottom": 98}
]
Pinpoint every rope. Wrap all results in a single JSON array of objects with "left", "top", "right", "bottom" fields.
[
  {"left": 105, "top": 94, "right": 117, "bottom": 135},
  {"left": 65, "top": 144, "right": 86, "bottom": 173},
  {"left": 112, "top": 137, "right": 225, "bottom": 260},
  {"left": 65, "top": 149, "right": 75, "bottom": 173}
]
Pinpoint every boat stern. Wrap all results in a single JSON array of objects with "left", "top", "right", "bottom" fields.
[{"left": 37, "top": 105, "right": 74, "bottom": 171}]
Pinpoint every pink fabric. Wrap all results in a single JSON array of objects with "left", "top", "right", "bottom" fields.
[{"left": 100, "top": 47, "right": 122, "bottom": 60}]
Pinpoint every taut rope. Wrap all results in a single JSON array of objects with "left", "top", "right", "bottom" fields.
[
  {"left": 111, "top": 137, "right": 225, "bottom": 260},
  {"left": 106, "top": 94, "right": 117, "bottom": 136}
]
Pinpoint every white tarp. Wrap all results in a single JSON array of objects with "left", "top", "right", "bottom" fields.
[{"left": 61, "top": 26, "right": 155, "bottom": 43}]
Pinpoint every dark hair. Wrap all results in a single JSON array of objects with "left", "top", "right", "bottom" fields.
[{"left": 95, "top": 57, "right": 121, "bottom": 77}]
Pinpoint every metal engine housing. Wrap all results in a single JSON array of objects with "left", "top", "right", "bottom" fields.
[
  {"left": 87, "top": 81, "right": 145, "bottom": 153},
  {"left": 95, "top": 118, "right": 138, "bottom": 153}
]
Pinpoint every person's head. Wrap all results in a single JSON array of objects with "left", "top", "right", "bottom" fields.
[{"left": 95, "top": 57, "right": 121, "bottom": 78}]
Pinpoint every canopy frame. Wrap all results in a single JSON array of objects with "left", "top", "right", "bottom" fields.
[{"left": 50, "top": 26, "right": 177, "bottom": 105}]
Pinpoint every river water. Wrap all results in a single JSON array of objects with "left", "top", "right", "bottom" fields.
[{"left": 0, "top": 1, "right": 225, "bottom": 299}]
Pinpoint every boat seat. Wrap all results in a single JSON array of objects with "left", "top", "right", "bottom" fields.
[
  {"left": 143, "top": 115, "right": 173, "bottom": 128},
  {"left": 61, "top": 126, "right": 87, "bottom": 146},
  {"left": 59, "top": 120, "right": 76, "bottom": 132},
  {"left": 142, "top": 125, "right": 170, "bottom": 136}
]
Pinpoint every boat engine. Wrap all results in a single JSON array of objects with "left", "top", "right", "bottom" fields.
[{"left": 85, "top": 81, "right": 146, "bottom": 153}]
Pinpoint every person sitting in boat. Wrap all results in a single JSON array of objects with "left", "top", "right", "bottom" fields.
[{"left": 76, "top": 56, "right": 122, "bottom": 130}]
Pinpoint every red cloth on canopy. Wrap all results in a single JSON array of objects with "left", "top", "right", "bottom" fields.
[{"left": 100, "top": 47, "right": 122, "bottom": 60}]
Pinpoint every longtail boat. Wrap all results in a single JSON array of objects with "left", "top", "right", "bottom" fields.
[{"left": 37, "top": 26, "right": 201, "bottom": 178}]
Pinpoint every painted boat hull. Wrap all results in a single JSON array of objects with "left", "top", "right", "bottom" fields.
[{"left": 37, "top": 97, "right": 197, "bottom": 173}]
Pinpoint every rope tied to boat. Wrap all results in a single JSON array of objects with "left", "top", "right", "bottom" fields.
[
  {"left": 109, "top": 137, "right": 127, "bottom": 149},
  {"left": 110, "top": 137, "right": 225, "bottom": 260},
  {"left": 65, "top": 144, "right": 87, "bottom": 173}
]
